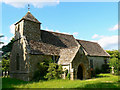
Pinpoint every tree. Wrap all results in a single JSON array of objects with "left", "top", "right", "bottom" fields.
[
  {"left": 45, "top": 63, "right": 63, "bottom": 80},
  {"left": 2, "top": 58, "right": 10, "bottom": 71},
  {"left": 2, "top": 38, "right": 15, "bottom": 56},
  {"left": 1, "top": 38, "right": 15, "bottom": 72},
  {"left": 108, "top": 57, "right": 119, "bottom": 74},
  {"left": 33, "top": 59, "right": 53, "bottom": 81},
  {"left": 106, "top": 50, "right": 120, "bottom": 75}
]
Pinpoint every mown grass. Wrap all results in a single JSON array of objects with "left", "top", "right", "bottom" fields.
[{"left": 2, "top": 73, "right": 120, "bottom": 88}]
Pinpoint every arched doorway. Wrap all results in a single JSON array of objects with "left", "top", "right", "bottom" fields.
[{"left": 77, "top": 65, "right": 83, "bottom": 80}]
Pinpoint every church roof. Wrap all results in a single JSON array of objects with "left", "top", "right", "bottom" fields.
[
  {"left": 27, "top": 30, "right": 109, "bottom": 65},
  {"left": 15, "top": 11, "right": 41, "bottom": 25},
  {"left": 77, "top": 39, "right": 110, "bottom": 57},
  {"left": 29, "top": 30, "right": 78, "bottom": 56},
  {"left": 28, "top": 30, "right": 80, "bottom": 65}
]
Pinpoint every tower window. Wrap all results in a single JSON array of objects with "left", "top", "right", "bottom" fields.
[{"left": 16, "top": 54, "right": 20, "bottom": 70}]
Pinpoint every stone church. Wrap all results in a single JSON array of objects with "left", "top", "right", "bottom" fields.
[{"left": 10, "top": 11, "right": 110, "bottom": 81}]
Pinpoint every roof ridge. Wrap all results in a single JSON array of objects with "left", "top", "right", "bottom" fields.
[
  {"left": 77, "top": 39, "right": 110, "bottom": 57},
  {"left": 15, "top": 11, "right": 41, "bottom": 25},
  {"left": 41, "top": 29, "right": 73, "bottom": 36},
  {"left": 76, "top": 39, "right": 98, "bottom": 44}
]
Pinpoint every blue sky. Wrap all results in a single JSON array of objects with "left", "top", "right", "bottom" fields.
[{"left": 0, "top": 1, "right": 118, "bottom": 50}]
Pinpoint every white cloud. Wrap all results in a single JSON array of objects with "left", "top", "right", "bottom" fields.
[
  {"left": 73, "top": 32, "right": 79, "bottom": 36},
  {"left": 3, "top": 36, "right": 8, "bottom": 41},
  {"left": 0, "top": 41, "right": 8, "bottom": 48},
  {"left": 98, "top": 35, "right": 118, "bottom": 50},
  {"left": 0, "top": 36, "right": 8, "bottom": 41},
  {"left": 109, "top": 24, "right": 118, "bottom": 31},
  {"left": 92, "top": 34, "right": 99, "bottom": 39},
  {"left": 92, "top": 34, "right": 104, "bottom": 39},
  {"left": 10, "top": 24, "right": 15, "bottom": 34},
  {"left": 1, "top": 0, "right": 60, "bottom": 8},
  {"left": 92, "top": 34, "right": 118, "bottom": 50}
]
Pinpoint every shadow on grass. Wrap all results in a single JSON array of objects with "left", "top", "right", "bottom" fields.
[
  {"left": 2, "top": 77, "right": 37, "bottom": 88},
  {"left": 94, "top": 74, "right": 111, "bottom": 78},
  {"left": 76, "top": 82, "right": 120, "bottom": 88}
]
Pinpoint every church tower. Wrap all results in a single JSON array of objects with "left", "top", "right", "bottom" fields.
[{"left": 14, "top": 11, "right": 41, "bottom": 41}]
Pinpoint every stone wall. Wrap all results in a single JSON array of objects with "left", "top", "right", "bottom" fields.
[
  {"left": 23, "top": 20, "right": 41, "bottom": 41},
  {"left": 72, "top": 47, "right": 91, "bottom": 80},
  {"left": 28, "top": 54, "right": 52, "bottom": 80},
  {"left": 87, "top": 56, "right": 106, "bottom": 70},
  {"left": 10, "top": 73, "right": 29, "bottom": 81},
  {"left": 10, "top": 38, "right": 30, "bottom": 81}
]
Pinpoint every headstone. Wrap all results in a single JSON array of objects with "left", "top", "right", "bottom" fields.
[{"left": 112, "top": 66, "right": 114, "bottom": 74}]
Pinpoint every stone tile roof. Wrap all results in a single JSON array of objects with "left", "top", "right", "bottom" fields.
[
  {"left": 41, "top": 30, "right": 78, "bottom": 48},
  {"left": 29, "top": 30, "right": 79, "bottom": 56},
  {"left": 29, "top": 40, "right": 60, "bottom": 55},
  {"left": 77, "top": 39, "right": 110, "bottom": 57},
  {"left": 15, "top": 11, "right": 41, "bottom": 25},
  {"left": 28, "top": 30, "right": 80, "bottom": 65}
]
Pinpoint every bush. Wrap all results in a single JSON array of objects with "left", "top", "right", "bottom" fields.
[
  {"left": 45, "top": 63, "right": 63, "bottom": 80},
  {"left": 106, "top": 50, "right": 120, "bottom": 75},
  {"left": 2, "top": 58, "right": 10, "bottom": 71},
  {"left": 67, "top": 73, "right": 70, "bottom": 80},
  {"left": 101, "top": 64, "right": 110, "bottom": 73},
  {"left": 33, "top": 59, "right": 52, "bottom": 81},
  {"left": 65, "top": 69, "right": 68, "bottom": 77},
  {"left": 95, "top": 68, "right": 101, "bottom": 74},
  {"left": 108, "top": 57, "right": 119, "bottom": 75}
]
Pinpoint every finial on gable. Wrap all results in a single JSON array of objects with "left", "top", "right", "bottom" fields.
[{"left": 28, "top": 4, "right": 30, "bottom": 12}]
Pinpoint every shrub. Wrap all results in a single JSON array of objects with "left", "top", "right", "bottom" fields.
[
  {"left": 2, "top": 58, "right": 10, "bottom": 71},
  {"left": 45, "top": 63, "right": 63, "bottom": 80},
  {"left": 95, "top": 67, "right": 101, "bottom": 74},
  {"left": 108, "top": 57, "right": 119, "bottom": 75},
  {"left": 65, "top": 69, "right": 68, "bottom": 77},
  {"left": 33, "top": 59, "right": 52, "bottom": 81},
  {"left": 106, "top": 50, "right": 120, "bottom": 75},
  {"left": 67, "top": 73, "right": 70, "bottom": 80},
  {"left": 101, "top": 64, "right": 110, "bottom": 73}
]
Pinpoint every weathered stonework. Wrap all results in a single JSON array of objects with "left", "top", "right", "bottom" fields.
[
  {"left": 28, "top": 54, "right": 52, "bottom": 80},
  {"left": 72, "top": 47, "right": 91, "bottom": 80},
  {"left": 23, "top": 20, "right": 41, "bottom": 41},
  {"left": 10, "top": 38, "right": 29, "bottom": 81},
  {"left": 87, "top": 56, "right": 106, "bottom": 70},
  {"left": 10, "top": 11, "right": 110, "bottom": 81}
]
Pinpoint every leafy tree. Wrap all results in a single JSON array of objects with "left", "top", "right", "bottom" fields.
[
  {"left": 33, "top": 59, "right": 53, "bottom": 81},
  {"left": 1, "top": 38, "right": 15, "bottom": 72},
  {"left": 2, "top": 58, "right": 10, "bottom": 71},
  {"left": 106, "top": 50, "right": 120, "bottom": 75},
  {"left": 108, "top": 57, "right": 119, "bottom": 74},
  {"left": 2, "top": 38, "right": 15, "bottom": 56},
  {"left": 45, "top": 63, "right": 63, "bottom": 80},
  {"left": 106, "top": 50, "right": 120, "bottom": 58}
]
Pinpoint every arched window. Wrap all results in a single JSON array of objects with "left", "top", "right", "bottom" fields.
[{"left": 16, "top": 54, "right": 20, "bottom": 70}]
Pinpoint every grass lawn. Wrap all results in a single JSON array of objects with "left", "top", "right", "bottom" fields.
[{"left": 2, "top": 73, "right": 120, "bottom": 88}]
